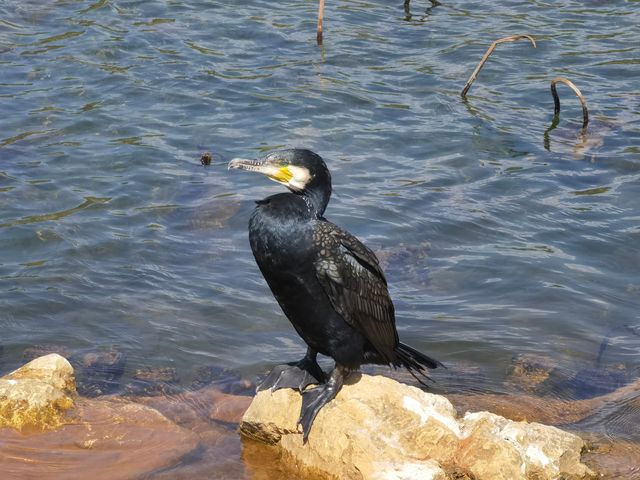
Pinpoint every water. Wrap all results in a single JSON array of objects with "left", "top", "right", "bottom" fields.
[{"left": 1, "top": 0, "right": 639, "bottom": 476}]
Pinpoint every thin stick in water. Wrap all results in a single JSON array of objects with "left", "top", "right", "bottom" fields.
[
  {"left": 550, "top": 77, "right": 589, "bottom": 128},
  {"left": 461, "top": 35, "right": 537, "bottom": 97},
  {"left": 317, "top": 0, "right": 325, "bottom": 45}
]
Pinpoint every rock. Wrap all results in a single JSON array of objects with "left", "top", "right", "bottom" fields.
[
  {"left": 0, "top": 353, "right": 75, "bottom": 431},
  {"left": 125, "top": 366, "right": 180, "bottom": 396},
  {"left": 188, "top": 200, "right": 241, "bottom": 230},
  {"left": 5, "top": 353, "right": 75, "bottom": 392},
  {"left": 0, "top": 397, "right": 200, "bottom": 480},
  {"left": 133, "top": 366, "right": 179, "bottom": 383},
  {"left": 131, "top": 388, "right": 253, "bottom": 480},
  {"left": 76, "top": 348, "right": 126, "bottom": 397},
  {"left": 447, "top": 371, "right": 640, "bottom": 427},
  {"left": 566, "top": 364, "right": 630, "bottom": 399},
  {"left": 458, "top": 412, "right": 589, "bottom": 480},
  {"left": 191, "top": 365, "right": 254, "bottom": 395},
  {"left": 0, "top": 355, "right": 203, "bottom": 478},
  {"left": 580, "top": 436, "right": 640, "bottom": 480},
  {"left": 240, "top": 374, "right": 596, "bottom": 480},
  {"left": 507, "top": 354, "right": 631, "bottom": 400},
  {"left": 507, "top": 353, "right": 558, "bottom": 393},
  {"left": 134, "top": 386, "right": 252, "bottom": 426},
  {"left": 374, "top": 242, "right": 431, "bottom": 289}
]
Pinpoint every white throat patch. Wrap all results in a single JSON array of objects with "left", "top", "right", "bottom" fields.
[{"left": 287, "top": 165, "right": 312, "bottom": 191}]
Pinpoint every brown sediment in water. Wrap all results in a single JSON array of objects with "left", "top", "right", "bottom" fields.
[
  {"left": 0, "top": 351, "right": 255, "bottom": 479},
  {"left": 581, "top": 437, "right": 640, "bottom": 480},
  {"left": 130, "top": 388, "right": 254, "bottom": 479},
  {"left": 132, "top": 386, "right": 252, "bottom": 425},
  {"left": 0, "top": 397, "right": 199, "bottom": 480},
  {"left": 448, "top": 375, "right": 640, "bottom": 426},
  {"left": 449, "top": 392, "right": 600, "bottom": 425}
]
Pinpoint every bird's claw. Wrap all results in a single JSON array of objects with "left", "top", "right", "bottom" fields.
[
  {"left": 297, "top": 366, "right": 346, "bottom": 442},
  {"left": 297, "top": 385, "right": 332, "bottom": 442},
  {"left": 257, "top": 359, "right": 326, "bottom": 393}
]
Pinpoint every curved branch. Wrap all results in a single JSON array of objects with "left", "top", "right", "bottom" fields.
[
  {"left": 550, "top": 77, "right": 589, "bottom": 128},
  {"left": 317, "top": 0, "right": 325, "bottom": 45},
  {"left": 461, "top": 35, "right": 537, "bottom": 97}
]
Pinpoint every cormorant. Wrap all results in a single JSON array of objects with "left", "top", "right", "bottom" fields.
[{"left": 229, "top": 149, "right": 442, "bottom": 441}]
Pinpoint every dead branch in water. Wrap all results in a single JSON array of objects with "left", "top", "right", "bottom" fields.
[
  {"left": 550, "top": 77, "right": 589, "bottom": 128},
  {"left": 404, "top": 0, "right": 441, "bottom": 22},
  {"left": 317, "top": 0, "right": 325, "bottom": 45},
  {"left": 461, "top": 35, "right": 537, "bottom": 97}
]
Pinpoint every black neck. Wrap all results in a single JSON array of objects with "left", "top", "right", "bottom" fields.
[{"left": 299, "top": 182, "right": 331, "bottom": 217}]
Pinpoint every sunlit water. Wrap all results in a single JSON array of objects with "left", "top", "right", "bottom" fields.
[{"left": 1, "top": 0, "right": 639, "bottom": 476}]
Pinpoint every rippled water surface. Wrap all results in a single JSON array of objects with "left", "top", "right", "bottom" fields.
[{"left": 1, "top": 0, "right": 639, "bottom": 476}]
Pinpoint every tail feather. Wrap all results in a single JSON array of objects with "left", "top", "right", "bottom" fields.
[{"left": 394, "top": 342, "right": 444, "bottom": 387}]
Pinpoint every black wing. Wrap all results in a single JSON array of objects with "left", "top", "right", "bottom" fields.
[{"left": 313, "top": 221, "right": 398, "bottom": 362}]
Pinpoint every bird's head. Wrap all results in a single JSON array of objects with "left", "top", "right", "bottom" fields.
[{"left": 229, "top": 149, "right": 332, "bottom": 215}]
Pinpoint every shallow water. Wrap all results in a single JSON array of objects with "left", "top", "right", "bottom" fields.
[{"left": 1, "top": 0, "right": 639, "bottom": 476}]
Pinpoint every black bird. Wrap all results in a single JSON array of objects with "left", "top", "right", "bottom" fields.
[{"left": 229, "top": 149, "right": 442, "bottom": 441}]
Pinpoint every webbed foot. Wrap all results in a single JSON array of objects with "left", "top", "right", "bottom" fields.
[
  {"left": 257, "top": 349, "right": 326, "bottom": 393},
  {"left": 298, "top": 365, "right": 347, "bottom": 442}
]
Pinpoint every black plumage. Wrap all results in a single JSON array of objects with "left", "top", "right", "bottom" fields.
[{"left": 229, "top": 149, "right": 442, "bottom": 441}]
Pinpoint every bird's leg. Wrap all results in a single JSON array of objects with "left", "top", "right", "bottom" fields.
[
  {"left": 257, "top": 348, "right": 326, "bottom": 393},
  {"left": 298, "top": 365, "right": 348, "bottom": 443}
]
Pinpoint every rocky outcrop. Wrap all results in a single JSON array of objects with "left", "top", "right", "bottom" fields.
[
  {"left": 4, "top": 353, "right": 636, "bottom": 479},
  {"left": 0, "top": 354, "right": 203, "bottom": 479},
  {"left": 0, "top": 353, "right": 76, "bottom": 431},
  {"left": 240, "top": 374, "right": 597, "bottom": 480}
]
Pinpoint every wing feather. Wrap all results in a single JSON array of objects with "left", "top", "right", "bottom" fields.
[{"left": 313, "top": 221, "right": 398, "bottom": 362}]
